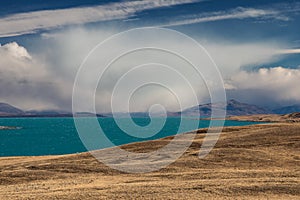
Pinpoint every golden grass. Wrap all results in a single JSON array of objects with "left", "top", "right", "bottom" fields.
[
  {"left": 227, "top": 112, "right": 300, "bottom": 122},
  {"left": 0, "top": 122, "right": 299, "bottom": 199}
]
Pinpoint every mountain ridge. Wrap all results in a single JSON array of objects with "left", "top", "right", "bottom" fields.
[
  {"left": 272, "top": 104, "right": 300, "bottom": 114},
  {"left": 0, "top": 100, "right": 300, "bottom": 117},
  {"left": 179, "top": 99, "right": 272, "bottom": 117},
  {"left": 0, "top": 102, "right": 24, "bottom": 116}
]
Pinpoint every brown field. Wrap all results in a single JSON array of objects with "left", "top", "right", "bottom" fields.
[
  {"left": 227, "top": 112, "right": 300, "bottom": 122},
  {"left": 0, "top": 122, "right": 299, "bottom": 199}
]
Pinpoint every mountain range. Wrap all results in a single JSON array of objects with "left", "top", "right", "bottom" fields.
[
  {"left": 179, "top": 99, "right": 272, "bottom": 117},
  {"left": 0, "top": 103, "right": 25, "bottom": 116},
  {"left": 272, "top": 105, "right": 300, "bottom": 115},
  {"left": 0, "top": 100, "right": 299, "bottom": 117}
]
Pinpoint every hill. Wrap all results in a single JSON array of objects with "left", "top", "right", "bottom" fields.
[
  {"left": 0, "top": 122, "right": 299, "bottom": 199},
  {"left": 1, "top": 100, "right": 300, "bottom": 117},
  {"left": 227, "top": 112, "right": 300, "bottom": 122},
  {"left": 0, "top": 102, "right": 24, "bottom": 116},
  {"left": 273, "top": 104, "right": 300, "bottom": 114},
  {"left": 180, "top": 99, "right": 272, "bottom": 117}
]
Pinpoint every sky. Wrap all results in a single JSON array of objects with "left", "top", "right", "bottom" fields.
[{"left": 0, "top": 0, "right": 300, "bottom": 112}]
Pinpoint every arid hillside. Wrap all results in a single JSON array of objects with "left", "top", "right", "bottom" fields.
[
  {"left": 227, "top": 112, "right": 300, "bottom": 122},
  {"left": 0, "top": 122, "right": 299, "bottom": 199}
]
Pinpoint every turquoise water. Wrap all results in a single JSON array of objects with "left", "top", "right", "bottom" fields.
[{"left": 0, "top": 117, "right": 262, "bottom": 156}]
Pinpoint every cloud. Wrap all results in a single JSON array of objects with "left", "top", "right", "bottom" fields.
[
  {"left": 278, "top": 49, "right": 300, "bottom": 54},
  {"left": 0, "top": 42, "right": 32, "bottom": 59},
  {"left": 0, "top": 42, "right": 69, "bottom": 110},
  {"left": 0, "top": 0, "right": 199, "bottom": 37},
  {"left": 226, "top": 67, "right": 300, "bottom": 107},
  {"left": 0, "top": 28, "right": 297, "bottom": 112},
  {"left": 203, "top": 41, "right": 283, "bottom": 76},
  {"left": 45, "top": 27, "right": 284, "bottom": 75},
  {"left": 162, "top": 7, "right": 290, "bottom": 27},
  {"left": 1, "top": 1, "right": 297, "bottom": 38},
  {"left": 37, "top": 28, "right": 289, "bottom": 112}
]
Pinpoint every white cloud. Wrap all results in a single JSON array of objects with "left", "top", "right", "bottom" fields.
[
  {"left": 162, "top": 7, "right": 290, "bottom": 27},
  {"left": 0, "top": 42, "right": 69, "bottom": 110},
  {"left": 203, "top": 41, "right": 283, "bottom": 76},
  {"left": 0, "top": 42, "right": 43, "bottom": 78},
  {"left": 0, "top": 28, "right": 297, "bottom": 111},
  {"left": 45, "top": 27, "right": 284, "bottom": 76},
  {"left": 0, "top": 0, "right": 199, "bottom": 37},
  {"left": 227, "top": 67, "right": 300, "bottom": 106},
  {"left": 278, "top": 49, "right": 300, "bottom": 54},
  {"left": 0, "top": 42, "right": 32, "bottom": 59},
  {"left": 0, "top": 1, "right": 295, "bottom": 38},
  {"left": 38, "top": 28, "right": 288, "bottom": 112}
]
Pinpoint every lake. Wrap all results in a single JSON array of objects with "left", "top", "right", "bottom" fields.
[{"left": 0, "top": 117, "right": 262, "bottom": 156}]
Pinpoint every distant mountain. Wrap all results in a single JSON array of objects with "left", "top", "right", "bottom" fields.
[
  {"left": 0, "top": 103, "right": 105, "bottom": 117},
  {"left": 102, "top": 112, "right": 168, "bottom": 118},
  {"left": 273, "top": 104, "right": 300, "bottom": 114},
  {"left": 226, "top": 99, "right": 272, "bottom": 116},
  {"left": 25, "top": 109, "right": 71, "bottom": 116},
  {"left": 103, "top": 112, "right": 148, "bottom": 118},
  {"left": 25, "top": 110, "right": 106, "bottom": 117},
  {"left": 1, "top": 100, "right": 300, "bottom": 118},
  {"left": 0, "top": 103, "right": 24, "bottom": 116},
  {"left": 180, "top": 99, "right": 272, "bottom": 117}
]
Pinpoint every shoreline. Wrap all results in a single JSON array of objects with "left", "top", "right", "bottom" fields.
[
  {"left": 226, "top": 113, "right": 300, "bottom": 123},
  {"left": 0, "top": 122, "right": 283, "bottom": 159},
  {"left": 0, "top": 122, "right": 267, "bottom": 158},
  {"left": 0, "top": 122, "right": 286, "bottom": 159}
]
